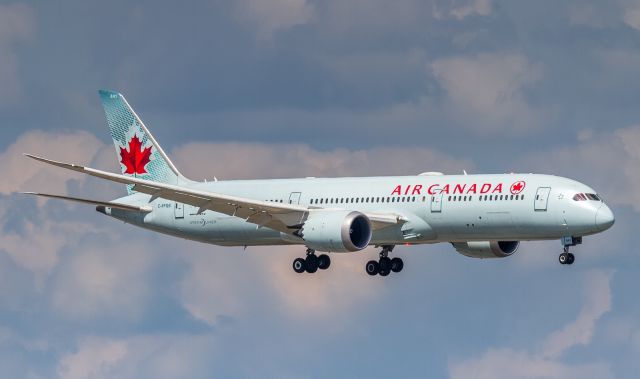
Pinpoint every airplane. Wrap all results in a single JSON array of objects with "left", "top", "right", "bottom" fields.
[{"left": 23, "top": 90, "right": 615, "bottom": 276}]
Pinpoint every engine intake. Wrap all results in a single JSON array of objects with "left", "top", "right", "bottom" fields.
[
  {"left": 300, "top": 210, "right": 372, "bottom": 252},
  {"left": 452, "top": 241, "right": 520, "bottom": 259}
]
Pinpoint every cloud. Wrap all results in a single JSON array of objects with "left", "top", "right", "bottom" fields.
[
  {"left": 57, "top": 337, "right": 127, "bottom": 379},
  {"left": 0, "top": 212, "right": 95, "bottom": 283},
  {"left": 51, "top": 242, "right": 154, "bottom": 320},
  {"left": 520, "top": 125, "right": 640, "bottom": 211},
  {"left": 448, "top": 270, "right": 615, "bottom": 379},
  {"left": 0, "top": 3, "right": 34, "bottom": 108},
  {"left": 235, "top": 0, "right": 314, "bottom": 39},
  {"left": 449, "top": 0, "right": 493, "bottom": 19},
  {"left": 540, "top": 270, "right": 613, "bottom": 358},
  {"left": 623, "top": 3, "right": 640, "bottom": 30},
  {"left": 0, "top": 130, "right": 104, "bottom": 195},
  {"left": 431, "top": 53, "right": 543, "bottom": 133},
  {"left": 57, "top": 334, "right": 218, "bottom": 379},
  {"left": 171, "top": 142, "right": 473, "bottom": 180}
]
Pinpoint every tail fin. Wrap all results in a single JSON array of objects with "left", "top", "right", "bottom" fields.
[{"left": 99, "top": 90, "right": 188, "bottom": 194}]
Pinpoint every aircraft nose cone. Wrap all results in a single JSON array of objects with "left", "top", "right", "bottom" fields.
[{"left": 595, "top": 205, "right": 615, "bottom": 231}]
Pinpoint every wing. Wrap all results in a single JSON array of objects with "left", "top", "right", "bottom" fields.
[{"left": 24, "top": 154, "right": 405, "bottom": 234}]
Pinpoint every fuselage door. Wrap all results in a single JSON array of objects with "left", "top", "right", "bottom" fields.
[
  {"left": 289, "top": 192, "right": 301, "bottom": 205},
  {"left": 534, "top": 187, "right": 551, "bottom": 211},
  {"left": 430, "top": 193, "right": 443, "bottom": 213},
  {"left": 175, "top": 202, "right": 184, "bottom": 218}
]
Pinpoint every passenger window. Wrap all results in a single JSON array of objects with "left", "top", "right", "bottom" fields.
[{"left": 510, "top": 195, "right": 514, "bottom": 200}]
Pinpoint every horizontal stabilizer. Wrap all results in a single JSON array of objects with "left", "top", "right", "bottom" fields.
[{"left": 22, "top": 192, "right": 153, "bottom": 213}]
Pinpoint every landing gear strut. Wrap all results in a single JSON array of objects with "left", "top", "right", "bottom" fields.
[
  {"left": 366, "top": 245, "right": 403, "bottom": 276},
  {"left": 559, "top": 236, "right": 581, "bottom": 265},
  {"left": 292, "top": 249, "right": 331, "bottom": 274}
]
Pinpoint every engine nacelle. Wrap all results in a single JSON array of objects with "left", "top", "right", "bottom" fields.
[
  {"left": 452, "top": 241, "right": 520, "bottom": 259},
  {"left": 300, "top": 210, "right": 372, "bottom": 252}
]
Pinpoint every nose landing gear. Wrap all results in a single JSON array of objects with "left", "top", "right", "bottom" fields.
[
  {"left": 292, "top": 249, "right": 331, "bottom": 274},
  {"left": 366, "top": 245, "right": 403, "bottom": 276},
  {"left": 559, "top": 236, "right": 581, "bottom": 265}
]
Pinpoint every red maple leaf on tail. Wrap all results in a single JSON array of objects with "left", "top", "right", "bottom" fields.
[{"left": 120, "top": 135, "right": 152, "bottom": 175}]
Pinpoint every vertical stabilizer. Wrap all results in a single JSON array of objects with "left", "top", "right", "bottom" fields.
[{"left": 99, "top": 90, "right": 187, "bottom": 194}]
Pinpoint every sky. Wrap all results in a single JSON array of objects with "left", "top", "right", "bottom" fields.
[{"left": 0, "top": 0, "right": 640, "bottom": 378}]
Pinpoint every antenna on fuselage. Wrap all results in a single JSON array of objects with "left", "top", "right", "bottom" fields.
[{"left": 463, "top": 170, "right": 468, "bottom": 175}]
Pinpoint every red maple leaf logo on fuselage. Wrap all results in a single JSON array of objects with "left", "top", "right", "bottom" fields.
[
  {"left": 510, "top": 181, "right": 525, "bottom": 194},
  {"left": 120, "top": 135, "right": 152, "bottom": 175}
]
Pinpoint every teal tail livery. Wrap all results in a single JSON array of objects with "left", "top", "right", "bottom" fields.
[
  {"left": 22, "top": 90, "right": 615, "bottom": 277},
  {"left": 99, "top": 90, "right": 189, "bottom": 194}
]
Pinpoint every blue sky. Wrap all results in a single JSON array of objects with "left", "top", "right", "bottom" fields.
[{"left": 1, "top": 1, "right": 639, "bottom": 378}]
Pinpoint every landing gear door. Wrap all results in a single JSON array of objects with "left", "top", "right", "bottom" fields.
[
  {"left": 175, "top": 202, "right": 184, "bottom": 218},
  {"left": 534, "top": 187, "right": 551, "bottom": 211},
  {"left": 289, "top": 192, "right": 301, "bottom": 205},
  {"left": 430, "top": 193, "right": 443, "bottom": 213}
]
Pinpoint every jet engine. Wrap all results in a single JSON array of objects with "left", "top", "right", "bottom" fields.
[
  {"left": 299, "top": 210, "right": 372, "bottom": 252},
  {"left": 452, "top": 241, "right": 520, "bottom": 259}
]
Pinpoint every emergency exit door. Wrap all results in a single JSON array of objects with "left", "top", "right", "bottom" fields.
[
  {"left": 534, "top": 187, "right": 551, "bottom": 211},
  {"left": 175, "top": 202, "right": 184, "bottom": 218},
  {"left": 430, "top": 193, "right": 443, "bottom": 212},
  {"left": 289, "top": 192, "right": 301, "bottom": 205}
]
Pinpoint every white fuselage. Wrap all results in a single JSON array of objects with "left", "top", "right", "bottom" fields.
[{"left": 106, "top": 173, "right": 615, "bottom": 249}]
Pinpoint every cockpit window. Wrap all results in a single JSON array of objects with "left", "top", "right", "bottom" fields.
[{"left": 573, "top": 193, "right": 601, "bottom": 201}]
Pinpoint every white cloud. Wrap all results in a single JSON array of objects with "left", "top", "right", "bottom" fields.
[
  {"left": 0, "top": 130, "right": 104, "bottom": 195},
  {"left": 623, "top": 3, "right": 640, "bottom": 30},
  {"left": 431, "top": 53, "right": 542, "bottom": 133},
  {"left": 171, "top": 142, "right": 472, "bottom": 180},
  {"left": 51, "top": 243, "right": 154, "bottom": 320},
  {"left": 449, "top": 270, "right": 615, "bottom": 379},
  {"left": 450, "top": 0, "right": 492, "bottom": 19},
  {"left": 235, "top": 0, "right": 314, "bottom": 39},
  {"left": 540, "top": 270, "right": 613, "bottom": 358},
  {"left": 57, "top": 337, "right": 127, "bottom": 379},
  {"left": 521, "top": 125, "right": 640, "bottom": 211},
  {"left": 0, "top": 216, "right": 95, "bottom": 283},
  {"left": 0, "top": 3, "right": 34, "bottom": 107},
  {"left": 57, "top": 334, "right": 217, "bottom": 379}
]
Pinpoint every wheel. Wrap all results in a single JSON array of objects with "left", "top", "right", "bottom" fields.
[
  {"left": 379, "top": 268, "right": 390, "bottom": 277},
  {"left": 559, "top": 252, "right": 569, "bottom": 265},
  {"left": 318, "top": 254, "right": 331, "bottom": 270},
  {"left": 293, "top": 258, "right": 306, "bottom": 273},
  {"left": 379, "top": 256, "right": 392, "bottom": 272},
  {"left": 366, "top": 260, "right": 379, "bottom": 276},
  {"left": 567, "top": 253, "right": 575, "bottom": 265},
  {"left": 305, "top": 255, "right": 319, "bottom": 273},
  {"left": 391, "top": 257, "right": 404, "bottom": 273}
]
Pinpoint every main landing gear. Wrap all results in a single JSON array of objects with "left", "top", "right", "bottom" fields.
[
  {"left": 559, "top": 236, "right": 581, "bottom": 265},
  {"left": 292, "top": 249, "right": 331, "bottom": 274},
  {"left": 366, "top": 245, "right": 403, "bottom": 277}
]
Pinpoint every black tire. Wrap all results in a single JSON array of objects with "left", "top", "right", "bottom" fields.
[
  {"left": 293, "top": 258, "right": 306, "bottom": 273},
  {"left": 559, "top": 253, "right": 568, "bottom": 265},
  {"left": 391, "top": 257, "right": 404, "bottom": 273},
  {"left": 379, "top": 256, "right": 392, "bottom": 272},
  {"left": 318, "top": 254, "right": 331, "bottom": 270},
  {"left": 567, "top": 253, "right": 575, "bottom": 265},
  {"left": 379, "top": 268, "right": 390, "bottom": 277},
  {"left": 305, "top": 255, "right": 319, "bottom": 273},
  {"left": 366, "top": 260, "right": 379, "bottom": 276}
]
